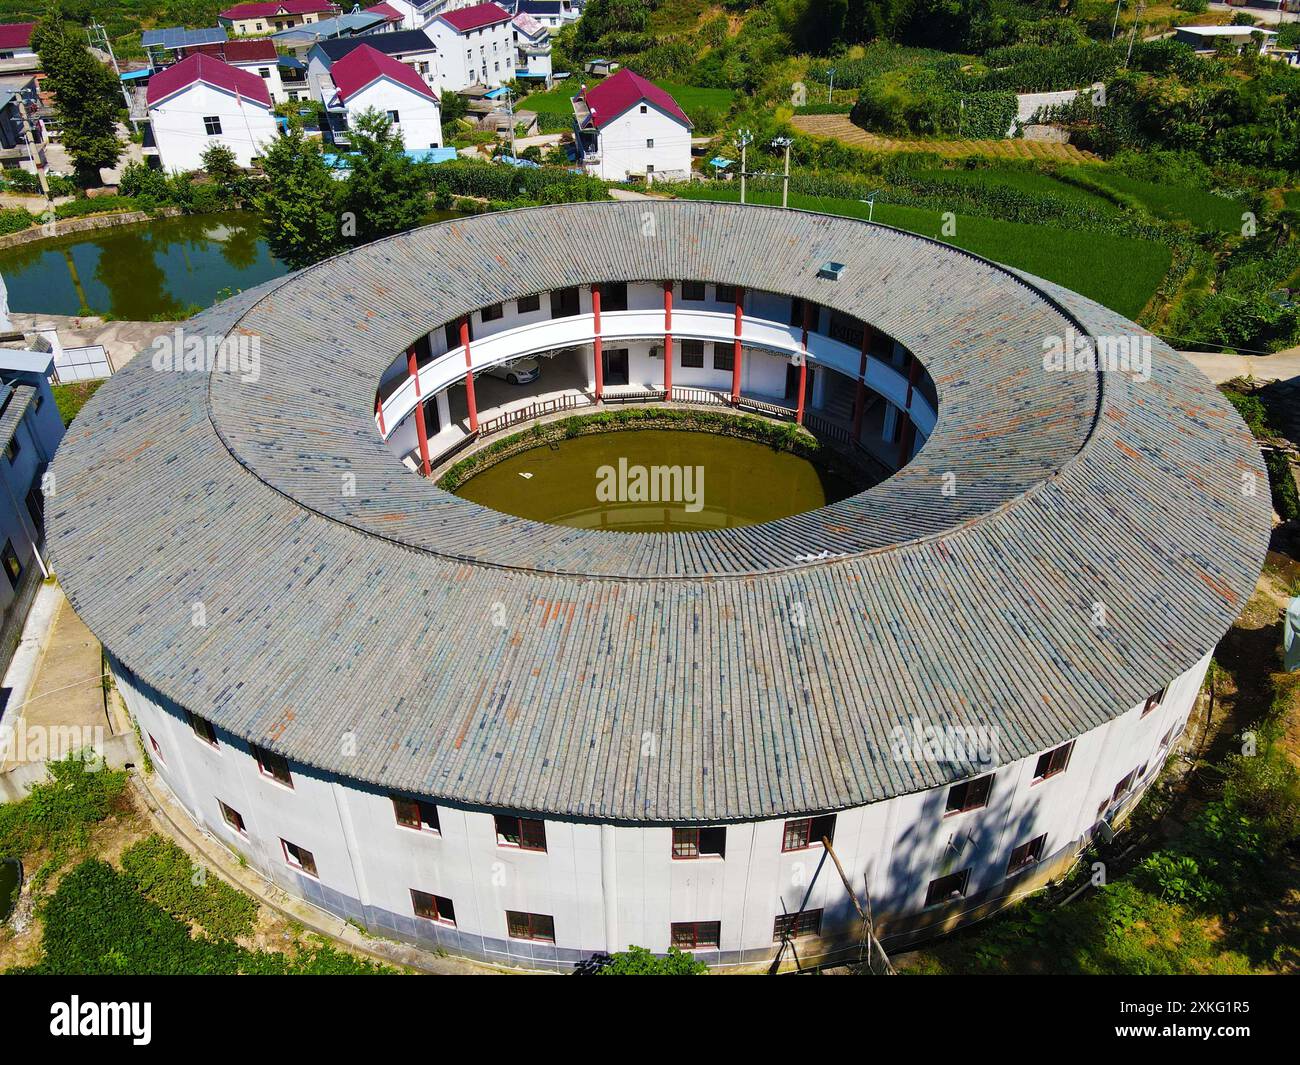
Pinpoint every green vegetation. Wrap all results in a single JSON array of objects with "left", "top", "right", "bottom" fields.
[
  {"left": 1068, "top": 168, "right": 1248, "bottom": 232},
  {"left": 594, "top": 945, "right": 709, "bottom": 974},
  {"left": 0, "top": 755, "right": 128, "bottom": 868},
  {"left": 120, "top": 835, "right": 257, "bottom": 941},
  {"left": 13, "top": 858, "right": 395, "bottom": 974},
  {"left": 672, "top": 182, "right": 1170, "bottom": 319},
  {"left": 1223, "top": 382, "right": 1300, "bottom": 520},
  {"left": 522, "top": 80, "right": 734, "bottom": 121},
  {"left": 52, "top": 379, "right": 105, "bottom": 427}
]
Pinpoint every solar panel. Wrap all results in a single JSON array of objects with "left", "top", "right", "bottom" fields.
[{"left": 141, "top": 27, "right": 228, "bottom": 49}]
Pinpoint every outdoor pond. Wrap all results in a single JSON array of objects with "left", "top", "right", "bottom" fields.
[{"left": 453, "top": 428, "right": 862, "bottom": 532}]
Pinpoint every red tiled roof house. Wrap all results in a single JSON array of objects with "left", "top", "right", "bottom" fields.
[
  {"left": 572, "top": 68, "right": 692, "bottom": 183},
  {"left": 146, "top": 54, "right": 278, "bottom": 172},
  {"left": 424, "top": 2, "right": 514, "bottom": 91},
  {"left": 327, "top": 44, "right": 442, "bottom": 150}
]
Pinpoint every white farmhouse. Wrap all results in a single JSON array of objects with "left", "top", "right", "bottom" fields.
[
  {"left": 181, "top": 38, "right": 287, "bottom": 104},
  {"left": 307, "top": 29, "right": 440, "bottom": 104},
  {"left": 511, "top": 12, "right": 551, "bottom": 83},
  {"left": 327, "top": 44, "right": 442, "bottom": 149},
  {"left": 146, "top": 54, "right": 278, "bottom": 172},
  {"left": 424, "top": 2, "right": 514, "bottom": 91},
  {"left": 572, "top": 68, "right": 692, "bottom": 183}
]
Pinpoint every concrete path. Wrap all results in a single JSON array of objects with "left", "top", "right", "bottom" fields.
[
  {"left": 0, "top": 588, "right": 111, "bottom": 772},
  {"left": 8, "top": 312, "right": 178, "bottom": 372},
  {"left": 1180, "top": 349, "right": 1300, "bottom": 385}
]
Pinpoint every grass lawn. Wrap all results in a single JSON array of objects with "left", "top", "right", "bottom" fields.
[
  {"left": 1070, "top": 167, "right": 1248, "bottom": 232},
  {"left": 52, "top": 379, "right": 104, "bottom": 427},
  {"left": 522, "top": 82, "right": 735, "bottom": 117},
  {"left": 674, "top": 185, "right": 1171, "bottom": 319}
]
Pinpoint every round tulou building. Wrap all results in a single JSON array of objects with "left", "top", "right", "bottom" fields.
[{"left": 49, "top": 202, "right": 1271, "bottom": 971}]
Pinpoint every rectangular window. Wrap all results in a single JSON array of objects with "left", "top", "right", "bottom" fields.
[
  {"left": 712, "top": 344, "right": 733, "bottom": 372},
  {"left": 944, "top": 774, "right": 992, "bottom": 815},
  {"left": 516, "top": 293, "right": 541, "bottom": 314},
  {"left": 670, "top": 920, "right": 720, "bottom": 950},
  {"left": 1112, "top": 765, "right": 1144, "bottom": 803},
  {"left": 392, "top": 796, "right": 440, "bottom": 833},
  {"left": 645, "top": 138, "right": 654, "bottom": 148},
  {"left": 4, "top": 435, "right": 19, "bottom": 463},
  {"left": 219, "top": 800, "right": 246, "bottom": 834},
  {"left": 924, "top": 868, "right": 970, "bottom": 907},
  {"left": 1, "top": 539, "right": 20, "bottom": 590},
  {"left": 828, "top": 310, "right": 865, "bottom": 348},
  {"left": 773, "top": 908, "right": 822, "bottom": 941},
  {"left": 282, "top": 839, "right": 317, "bottom": 877},
  {"left": 495, "top": 814, "right": 546, "bottom": 851},
  {"left": 148, "top": 733, "right": 164, "bottom": 763},
  {"left": 1142, "top": 687, "right": 1167, "bottom": 717},
  {"left": 252, "top": 744, "right": 293, "bottom": 787},
  {"left": 671, "top": 826, "right": 726, "bottom": 860},
  {"left": 1006, "top": 834, "right": 1046, "bottom": 874},
  {"left": 679, "top": 339, "right": 704, "bottom": 368},
  {"left": 639, "top": 104, "right": 647, "bottom": 113},
  {"left": 680, "top": 281, "right": 705, "bottom": 301},
  {"left": 387, "top": 109, "right": 400, "bottom": 124},
  {"left": 506, "top": 910, "right": 555, "bottom": 942},
  {"left": 258, "top": 67, "right": 270, "bottom": 78},
  {"left": 781, "top": 813, "right": 836, "bottom": 852},
  {"left": 25, "top": 483, "right": 44, "bottom": 529},
  {"left": 187, "top": 712, "right": 218, "bottom": 747},
  {"left": 1032, "top": 741, "right": 1073, "bottom": 783},
  {"left": 598, "top": 282, "right": 628, "bottom": 311},
  {"left": 203, "top": 115, "right": 222, "bottom": 136},
  {"left": 1159, "top": 724, "right": 1178, "bottom": 750},
  {"left": 715, "top": 284, "right": 736, "bottom": 304},
  {"left": 411, "top": 889, "right": 456, "bottom": 925},
  {"left": 480, "top": 302, "right": 504, "bottom": 322},
  {"left": 550, "top": 286, "right": 580, "bottom": 318},
  {"left": 789, "top": 297, "right": 805, "bottom": 327}
]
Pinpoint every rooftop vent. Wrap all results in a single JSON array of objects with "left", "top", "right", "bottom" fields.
[{"left": 817, "top": 261, "right": 845, "bottom": 281}]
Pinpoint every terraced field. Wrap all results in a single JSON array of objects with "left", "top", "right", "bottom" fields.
[{"left": 792, "top": 114, "right": 1100, "bottom": 163}]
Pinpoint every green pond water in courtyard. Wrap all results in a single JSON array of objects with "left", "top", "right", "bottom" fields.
[{"left": 453, "top": 429, "right": 862, "bottom": 532}]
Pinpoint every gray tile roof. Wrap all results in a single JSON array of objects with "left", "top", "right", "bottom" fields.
[
  {"left": 47, "top": 202, "right": 1271, "bottom": 822},
  {"left": 0, "top": 383, "right": 34, "bottom": 451}
]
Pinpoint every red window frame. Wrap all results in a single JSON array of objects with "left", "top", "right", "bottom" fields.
[
  {"left": 1142, "top": 687, "right": 1167, "bottom": 717},
  {"left": 218, "top": 800, "right": 246, "bottom": 835},
  {"left": 281, "top": 839, "right": 317, "bottom": 878},
  {"left": 924, "top": 868, "right": 970, "bottom": 908},
  {"left": 506, "top": 910, "right": 555, "bottom": 942},
  {"left": 188, "top": 712, "right": 218, "bottom": 747},
  {"left": 495, "top": 814, "right": 546, "bottom": 852},
  {"left": 392, "top": 796, "right": 440, "bottom": 833},
  {"left": 772, "top": 908, "right": 822, "bottom": 942},
  {"left": 1032, "top": 741, "right": 1073, "bottom": 783},
  {"left": 670, "top": 920, "right": 720, "bottom": 950},
  {"left": 781, "top": 814, "right": 835, "bottom": 852},
  {"left": 410, "top": 889, "right": 456, "bottom": 925},
  {"left": 148, "top": 733, "right": 164, "bottom": 764},
  {"left": 944, "top": 774, "right": 992, "bottom": 815},
  {"left": 252, "top": 744, "right": 293, "bottom": 788},
  {"left": 671, "top": 826, "right": 726, "bottom": 860},
  {"left": 1006, "top": 834, "right": 1046, "bottom": 874}
]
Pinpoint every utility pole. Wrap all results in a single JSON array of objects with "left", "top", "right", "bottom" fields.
[
  {"left": 16, "top": 86, "right": 49, "bottom": 206},
  {"left": 735, "top": 128, "right": 752, "bottom": 205},
  {"left": 827, "top": 66, "right": 836, "bottom": 105},
  {"left": 771, "top": 135, "right": 791, "bottom": 208},
  {"left": 1110, "top": 0, "right": 1122, "bottom": 42},
  {"left": 1125, "top": 0, "right": 1145, "bottom": 69},
  {"left": 88, "top": 21, "right": 138, "bottom": 133}
]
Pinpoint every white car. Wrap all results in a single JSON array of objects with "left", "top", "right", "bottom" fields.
[{"left": 485, "top": 358, "right": 540, "bottom": 385}]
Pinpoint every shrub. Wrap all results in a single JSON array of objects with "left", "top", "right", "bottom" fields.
[
  {"left": 0, "top": 755, "right": 128, "bottom": 862},
  {"left": 0, "top": 207, "right": 34, "bottom": 235},
  {"left": 595, "top": 945, "right": 708, "bottom": 974},
  {"left": 120, "top": 835, "right": 258, "bottom": 940}
]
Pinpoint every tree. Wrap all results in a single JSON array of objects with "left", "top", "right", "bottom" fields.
[
  {"left": 32, "top": 6, "right": 123, "bottom": 186},
  {"left": 256, "top": 126, "right": 343, "bottom": 269},
  {"left": 592, "top": 946, "right": 708, "bottom": 975},
  {"left": 340, "top": 109, "right": 429, "bottom": 245},
  {"left": 200, "top": 143, "right": 241, "bottom": 183}
]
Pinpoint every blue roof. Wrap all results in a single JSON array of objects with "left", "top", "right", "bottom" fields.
[
  {"left": 407, "top": 147, "right": 459, "bottom": 164},
  {"left": 141, "top": 27, "right": 227, "bottom": 49},
  {"left": 120, "top": 68, "right": 152, "bottom": 82},
  {"left": 483, "top": 86, "right": 510, "bottom": 99},
  {"left": 278, "top": 55, "right": 306, "bottom": 70},
  {"left": 709, "top": 156, "right": 732, "bottom": 168},
  {"left": 499, "top": 155, "right": 541, "bottom": 168}
]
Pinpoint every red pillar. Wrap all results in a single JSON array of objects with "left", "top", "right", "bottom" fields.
[
  {"left": 460, "top": 317, "right": 478, "bottom": 433},
  {"left": 796, "top": 301, "right": 812, "bottom": 426},
  {"left": 731, "top": 286, "right": 744, "bottom": 405},
  {"left": 905, "top": 353, "right": 919, "bottom": 409},
  {"left": 376, "top": 395, "right": 386, "bottom": 437},
  {"left": 591, "top": 285, "right": 604, "bottom": 402},
  {"left": 851, "top": 326, "right": 870, "bottom": 442},
  {"left": 662, "top": 281, "right": 673, "bottom": 400},
  {"left": 407, "top": 348, "right": 431, "bottom": 477}
]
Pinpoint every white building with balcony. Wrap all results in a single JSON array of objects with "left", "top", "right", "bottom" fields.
[
  {"left": 572, "top": 68, "right": 692, "bottom": 182},
  {"left": 424, "top": 1, "right": 513, "bottom": 90},
  {"left": 325, "top": 43, "right": 442, "bottom": 149}
]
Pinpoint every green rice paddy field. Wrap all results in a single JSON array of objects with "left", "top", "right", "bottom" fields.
[{"left": 674, "top": 185, "right": 1171, "bottom": 319}]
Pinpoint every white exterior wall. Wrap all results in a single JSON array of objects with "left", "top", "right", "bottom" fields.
[
  {"left": 344, "top": 78, "right": 442, "bottom": 148},
  {"left": 586, "top": 103, "right": 691, "bottom": 182},
  {"left": 117, "top": 649, "right": 1208, "bottom": 969},
  {"left": 307, "top": 45, "right": 440, "bottom": 103},
  {"left": 149, "top": 82, "right": 278, "bottom": 172},
  {"left": 233, "top": 58, "right": 286, "bottom": 104},
  {"left": 424, "top": 18, "right": 513, "bottom": 91}
]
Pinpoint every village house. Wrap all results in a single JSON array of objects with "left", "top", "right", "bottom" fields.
[
  {"left": 145, "top": 54, "right": 278, "bottom": 172},
  {"left": 219, "top": 1, "right": 338, "bottom": 37},
  {"left": 424, "top": 2, "right": 514, "bottom": 91},
  {"left": 180, "top": 38, "right": 287, "bottom": 104},
  {"left": 323, "top": 43, "right": 442, "bottom": 149},
  {"left": 306, "top": 28, "right": 439, "bottom": 103},
  {"left": 572, "top": 68, "right": 692, "bottom": 183},
  {"left": 511, "top": 12, "right": 552, "bottom": 85}
]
